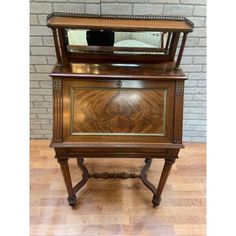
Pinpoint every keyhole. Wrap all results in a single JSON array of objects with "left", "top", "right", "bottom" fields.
[{"left": 117, "top": 80, "right": 122, "bottom": 88}]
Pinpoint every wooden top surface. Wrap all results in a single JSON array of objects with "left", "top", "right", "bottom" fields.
[
  {"left": 50, "top": 62, "right": 187, "bottom": 79},
  {"left": 47, "top": 13, "right": 193, "bottom": 32}
]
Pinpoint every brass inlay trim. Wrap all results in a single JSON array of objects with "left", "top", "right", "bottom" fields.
[
  {"left": 70, "top": 87, "right": 74, "bottom": 135},
  {"left": 70, "top": 86, "right": 167, "bottom": 137},
  {"left": 71, "top": 132, "right": 165, "bottom": 137}
]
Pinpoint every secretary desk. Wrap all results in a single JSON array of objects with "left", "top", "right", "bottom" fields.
[{"left": 46, "top": 12, "right": 194, "bottom": 207}]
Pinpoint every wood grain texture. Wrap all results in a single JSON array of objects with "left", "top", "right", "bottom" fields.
[
  {"left": 72, "top": 88, "right": 165, "bottom": 134},
  {"left": 52, "top": 78, "right": 63, "bottom": 143},
  {"left": 52, "top": 29, "right": 62, "bottom": 66},
  {"left": 30, "top": 140, "right": 206, "bottom": 236},
  {"left": 47, "top": 15, "right": 193, "bottom": 32},
  {"left": 63, "top": 79, "right": 174, "bottom": 143},
  {"left": 50, "top": 62, "right": 187, "bottom": 79}
]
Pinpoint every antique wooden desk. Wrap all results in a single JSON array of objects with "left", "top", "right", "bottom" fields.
[{"left": 47, "top": 13, "right": 193, "bottom": 207}]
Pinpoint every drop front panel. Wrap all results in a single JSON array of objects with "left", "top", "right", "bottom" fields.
[{"left": 63, "top": 79, "right": 175, "bottom": 142}]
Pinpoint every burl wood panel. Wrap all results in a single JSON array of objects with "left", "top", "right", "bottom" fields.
[
  {"left": 63, "top": 79, "right": 175, "bottom": 143},
  {"left": 72, "top": 88, "right": 166, "bottom": 135}
]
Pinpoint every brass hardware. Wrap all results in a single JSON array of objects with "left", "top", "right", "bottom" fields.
[{"left": 47, "top": 12, "right": 192, "bottom": 24}]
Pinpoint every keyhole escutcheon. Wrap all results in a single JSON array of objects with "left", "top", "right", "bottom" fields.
[{"left": 117, "top": 80, "right": 122, "bottom": 88}]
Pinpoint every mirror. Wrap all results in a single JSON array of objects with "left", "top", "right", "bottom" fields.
[{"left": 66, "top": 29, "right": 172, "bottom": 55}]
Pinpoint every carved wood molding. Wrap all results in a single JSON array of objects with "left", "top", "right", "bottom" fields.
[
  {"left": 89, "top": 172, "right": 140, "bottom": 179},
  {"left": 175, "top": 82, "right": 184, "bottom": 96},
  {"left": 53, "top": 78, "right": 63, "bottom": 142},
  {"left": 174, "top": 80, "right": 184, "bottom": 144},
  {"left": 53, "top": 78, "right": 62, "bottom": 91}
]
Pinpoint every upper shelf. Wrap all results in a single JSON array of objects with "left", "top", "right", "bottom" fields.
[
  {"left": 46, "top": 12, "right": 194, "bottom": 67},
  {"left": 47, "top": 12, "right": 194, "bottom": 32}
]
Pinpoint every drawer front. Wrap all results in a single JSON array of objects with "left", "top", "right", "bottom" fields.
[{"left": 63, "top": 79, "right": 175, "bottom": 142}]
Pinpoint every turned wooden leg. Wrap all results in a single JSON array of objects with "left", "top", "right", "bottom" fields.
[
  {"left": 152, "top": 158, "right": 176, "bottom": 207},
  {"left": 57, "top": 158, "right": 77, "bottom": 207}
]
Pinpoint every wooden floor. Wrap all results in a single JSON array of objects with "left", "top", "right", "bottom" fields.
[{"left": 30, "top": 141, "right": 206, "bottom": 236}]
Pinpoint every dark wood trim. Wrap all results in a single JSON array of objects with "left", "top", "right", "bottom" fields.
[
  {"left": 47, "top": 12, "right": 193, "bottom": 23},
  {"left": 89, "top": 172, "right": 140, "bottom": 179},
  {"left": 169, "top": 32, "right": 180, "bottom": 61},
  {"left": 173, "top": 80, "right": 184, "bottom": 143},
  {"left": 52, "top": 78, "right": 63, "bottom": 142},
  {"left": 57, "top": 158, "right": 77, "bottom": 206},
  {"left": 50, "top": 141, "right": 183, "bottom": 149},
  {"left": 152, "top": 158, "right": 176, "bottom": 207},
  {"left": 52, "top": 29, "right": 62, "bottom": 66},
  {"left": 49, "top": 62, "right": 187, "bottom": 80},
  {"left": 68, "top": 45, "right": 166, "bottom": 53},
  {"left": 175, "top": 32, "right": 188, "bottom": 68},
  {"left": 165, "top": 32, "right": 172, "bottom": 54},
  {"left": 58, "top": 28, "right": 69, "bottom": 65},
  {"left": 140, "top": 158, "right": 156, "bottom": 195},
  {"left": 68, "top": 51, "right": 171, "bottom": 64},
  {"left": 73, "top": 158, "right": 89, "bottom": 194},
  {"left": 50, "top": 73, "right": 187, "bottom": 80}
]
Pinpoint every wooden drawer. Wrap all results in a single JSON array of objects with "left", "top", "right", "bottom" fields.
[{"left": 62, "top": 79, "right": 175, "bottom": 143}]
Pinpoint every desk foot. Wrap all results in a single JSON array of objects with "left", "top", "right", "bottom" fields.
[
  {"left": 67, "top": 195, "right": 77, "bottom": 207},
  {"left": 57, "top": 158, "right": 76, "bottom": 206},
  {"left": 154, "top": 158, "right": 175, "bottom": 206},
  {"left": 152, "top": 195, "right": 161, "bottom": 207},
  {"left": 141, "top": 158, "right": 176, "bottom": 207}
]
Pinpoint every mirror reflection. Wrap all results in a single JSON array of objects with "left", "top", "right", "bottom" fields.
[{"left": 66, "top": 29, "right": 172, "bottom": 55}]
